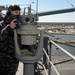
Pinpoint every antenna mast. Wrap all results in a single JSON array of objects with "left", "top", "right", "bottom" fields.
[{"left": 36, "top": 0, "right": 38, "bottom": 21}]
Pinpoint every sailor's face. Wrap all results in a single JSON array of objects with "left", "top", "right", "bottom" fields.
[{"left": 11, "top": 10, "right": 20, "bottom": 15}]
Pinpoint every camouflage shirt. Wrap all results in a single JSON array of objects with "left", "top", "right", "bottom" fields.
[{"left": 0, "top": 21, "right": 19, "bottom": 75}]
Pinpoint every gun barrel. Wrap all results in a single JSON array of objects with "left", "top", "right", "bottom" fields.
[{"left": 36, "top": 8, "right": 75, "bottom": 16}]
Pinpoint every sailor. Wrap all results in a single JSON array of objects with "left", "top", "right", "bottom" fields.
[{"left": 0, "top": 5, "right": 21, "bottom": 75}]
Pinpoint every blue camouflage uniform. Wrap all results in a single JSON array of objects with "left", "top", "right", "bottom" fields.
[{"left": 0, "top": 21, "right": 19, "bottom": 75}]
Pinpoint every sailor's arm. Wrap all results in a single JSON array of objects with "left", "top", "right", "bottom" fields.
[{"left": 0, "top": 19, "right": 16, "bottom": 41}]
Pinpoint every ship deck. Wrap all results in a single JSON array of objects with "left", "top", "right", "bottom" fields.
[{"left": 16, "top": 55, "right": 75, "bottom": 75}]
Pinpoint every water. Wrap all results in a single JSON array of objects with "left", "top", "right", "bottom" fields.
[
  {"left": 48, "top": 34, "right": 75, "bottom": 56},
  {"left": 53, "top": 34, "right": 75, "bottom": 41}
]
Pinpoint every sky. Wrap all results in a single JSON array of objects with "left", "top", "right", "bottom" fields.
[{"left": 0, "top": 0, "right": 75, "bottom": 22}]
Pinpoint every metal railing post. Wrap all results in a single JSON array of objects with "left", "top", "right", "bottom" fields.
[
  {"left": 43, "top": 36, "right": 49, "bottom": 69},
  {"left": 48, "top": 41, "right": 52, "bottom": 75}
]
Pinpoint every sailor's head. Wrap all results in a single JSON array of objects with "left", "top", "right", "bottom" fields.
[
  {"left": 8, "top": 5, "right": 21, "bottom": 15},
  {"left": 4, "top": 4, "right": 21, "bottom": 24},
  {"left": 4, "top": 5, "right": 21, "bottom": 21}
]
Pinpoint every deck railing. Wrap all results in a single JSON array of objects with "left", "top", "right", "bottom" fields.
[{"left": 43, "top": 39, "right": 75, "bottom": 75}]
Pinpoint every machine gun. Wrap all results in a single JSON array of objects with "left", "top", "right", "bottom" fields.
[
  {"left": 13, "top": 5, "right": 75, "bottom": 75},
  {"left": 14, "top": 6, "right": 44, "bottom": 75}
]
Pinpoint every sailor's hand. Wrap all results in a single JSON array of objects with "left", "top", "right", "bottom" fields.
[{"left": 9, "top": 19, "right": 17, "bottom": 29}]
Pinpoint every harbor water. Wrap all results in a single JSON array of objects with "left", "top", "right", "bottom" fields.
[{"left": 48, "top": 34, "right": 75, "bottom": 56}]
